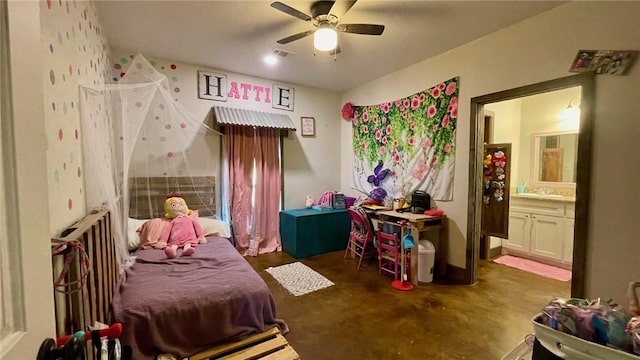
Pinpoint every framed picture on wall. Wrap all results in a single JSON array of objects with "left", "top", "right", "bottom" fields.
[
  {"left": 569, "top": 49, "right": 638, "bottom": 75},
  {"left": 301, "top": 117, "right": 315, "bottom": 137}
]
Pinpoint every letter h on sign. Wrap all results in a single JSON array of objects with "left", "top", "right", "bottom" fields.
[
  {"left": 272, "top": 84, "right": 294, "bottom": 111},
  {"left": 198, "top": 70, "right": 228, "bottom": 101}
]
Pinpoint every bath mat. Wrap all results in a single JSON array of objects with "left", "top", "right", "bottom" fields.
[
  {"left": 493, "top": 255, "right": 571, "bottom": 282},
  {"left": 265, "top": 262, "right": 334, "bottom": 296}
]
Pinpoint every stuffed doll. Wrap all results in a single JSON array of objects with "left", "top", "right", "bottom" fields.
[{"left": 159, "top": 195, "right": 207, "bottom": 259}]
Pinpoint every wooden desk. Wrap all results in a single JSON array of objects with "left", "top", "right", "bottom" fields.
[{"left": 374, "top": 210, "right": 447, "bottom": 285}]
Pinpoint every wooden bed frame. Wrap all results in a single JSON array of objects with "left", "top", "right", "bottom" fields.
[
  {"left": 55, "top": 175, "right": 216, "bottom": 342},
  {"left": 52, "top": 176, "right": 297, "bottom": 359}
]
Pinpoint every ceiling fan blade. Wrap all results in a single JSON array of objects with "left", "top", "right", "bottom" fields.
[
  {"left": 276, "top": 30, "right": 315, "bottom": 45},
  {"left": 337, "top": 23, "right": 385, "bottom": 35},
  {"left": 270, "top": 2, "right": 312, "bottom": 22},
  {"left": 328, "top": 0, "right": 357, "bottom": 18}
]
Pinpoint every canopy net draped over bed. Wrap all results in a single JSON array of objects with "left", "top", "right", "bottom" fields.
[{"left": 80, "top": 54, "right": 219, "bottom": 270}]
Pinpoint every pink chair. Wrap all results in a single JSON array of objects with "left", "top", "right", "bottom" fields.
[
  {"left": 376, "top": 227, "right": 411, "bottom": 280},
  {"left": 343, "top": 207, "right": 376, "bottom": 271}
]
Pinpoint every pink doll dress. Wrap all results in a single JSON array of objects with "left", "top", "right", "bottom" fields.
[{"left": 159, "top": 215, "right": 204, "bottom": 247}]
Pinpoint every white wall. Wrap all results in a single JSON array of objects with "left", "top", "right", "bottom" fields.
[
  {"left": 486, "top": 98, "right": 523, "bottom": 190},
  {"left": 340, "top": 2, "right": 640, "bottom": 303},
  {"left": 485, "top": 99, "right": 522, "bottom": 249},
  {"left": 112, "top": 51, "right": 342, "bottom": 210}
]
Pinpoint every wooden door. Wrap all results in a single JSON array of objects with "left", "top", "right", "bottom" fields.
[
  {"left": 2, "top": 3, "right": 56, "bottom": 358},
  {"left": 481, "top": 143, "right": 512, "bottom": 240}
]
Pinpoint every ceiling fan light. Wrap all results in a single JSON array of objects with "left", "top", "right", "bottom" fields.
[{"left": 314, "top": 26, "right": 337, "bottom": 51}]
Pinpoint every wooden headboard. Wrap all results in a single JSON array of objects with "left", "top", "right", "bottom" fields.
[{"left": 128, "top": 176, "right": 216, "bottom": 219}]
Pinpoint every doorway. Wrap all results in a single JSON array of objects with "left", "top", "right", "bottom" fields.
[{"left": 466, "top": 73, "right": 595, "bottom": 298}]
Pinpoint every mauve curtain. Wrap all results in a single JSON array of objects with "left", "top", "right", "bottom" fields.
[
  {"left": 225, "top": 126, "right": 255, "bottom": 255},
  {"left": 254, "top": 127, "right": 282, "bottom": 254}
]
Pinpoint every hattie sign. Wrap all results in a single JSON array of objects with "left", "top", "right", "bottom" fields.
[{"left": 198, "top": 70, "right": 295, "bottom": 111}]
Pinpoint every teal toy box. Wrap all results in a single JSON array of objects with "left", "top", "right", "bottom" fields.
[{"left": 279, "top": 208, "right": 350, "bottom": 259}]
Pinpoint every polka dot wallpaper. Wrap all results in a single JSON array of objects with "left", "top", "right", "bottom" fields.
[
  {"left": 41, "top": 0, "right": 111, "bottom": 234},
  {"left": 112, "top": 53, "right": 186, "bottom": 104}
]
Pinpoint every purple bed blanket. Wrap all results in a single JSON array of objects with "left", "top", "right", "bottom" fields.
[{"left": 112, "top": 236, "right": 288, "bottom": 359}]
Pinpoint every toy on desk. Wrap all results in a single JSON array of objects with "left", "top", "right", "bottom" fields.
[
  {"left": 360, "top": 199, "right": 382, "bottom": 206},
  {"left": 305, "top": 195, "right": 314, "bottom": 208},
  {"left": 368, "top": 187, "right": 388, "bottom": 202},
  {"left": 317, "top": 191, "right": 334, "bottom": 207},
  {"left": 393, "top": 198, "right": 407, "bottom": 210},
  {"left": 424, "top": 209, "right": 445, "bottom": 217}
]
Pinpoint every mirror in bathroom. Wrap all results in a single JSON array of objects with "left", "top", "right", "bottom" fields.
[{"left": 532, "top": 131, "right": 578, "bottom": 185}]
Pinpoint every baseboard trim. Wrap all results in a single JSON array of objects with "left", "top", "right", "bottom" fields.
[
  {"left": 444, "top": 263, "right": 469, "bottom": 284},
  {"left": 488, "top": 246, "right": 502, "bottom": 260}
]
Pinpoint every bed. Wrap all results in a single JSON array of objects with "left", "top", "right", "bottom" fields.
[
  {"left": 112, "top": 235, "right": 288, "bottom": 359},
  {"left": 50, "top": 176, "right": 288, "bottom": 359},
  {"left": 109, "top": 176, "right": 287, "bottom": 359}
]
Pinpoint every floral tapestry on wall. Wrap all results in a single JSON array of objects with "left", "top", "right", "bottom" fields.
[{"left": 351, "top": 77, "right": 459, "bottom": 201}]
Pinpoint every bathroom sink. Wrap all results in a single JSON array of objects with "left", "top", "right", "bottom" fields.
[{"left": 515, "top": 193, "right": 565, "bottom": 199}]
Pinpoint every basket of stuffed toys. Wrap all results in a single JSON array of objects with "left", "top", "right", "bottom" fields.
[{"left": 532, "top": 282, "right": 640, "bottom": 359}]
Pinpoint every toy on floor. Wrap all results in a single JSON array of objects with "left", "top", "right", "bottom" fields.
[
  {"left": 160, "top": 195, "right": 206, "bottom": 259},
  {"left": 391, "top": 221, "right": 414, "bottom": 291}
]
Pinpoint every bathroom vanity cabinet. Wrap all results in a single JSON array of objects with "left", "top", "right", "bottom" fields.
[{"left": 503, "top": 195, "right": 575, "bottom": 268}]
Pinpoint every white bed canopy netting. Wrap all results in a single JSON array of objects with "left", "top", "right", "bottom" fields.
[{"left": 80, "top": 54, "right": 220, "bottom": 270}]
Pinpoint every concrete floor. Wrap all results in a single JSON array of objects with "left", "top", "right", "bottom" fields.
[{"left": 246, "top": 250, "right": 570, "bottom": 360}]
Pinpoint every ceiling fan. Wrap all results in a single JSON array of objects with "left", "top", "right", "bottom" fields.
[{"left": 270, "top": 0, "right": 385, "bottom": 54}]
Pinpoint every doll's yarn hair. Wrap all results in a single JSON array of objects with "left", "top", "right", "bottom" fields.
[{"left": 164, "top": 195, "right": 192, "bottom": 218}]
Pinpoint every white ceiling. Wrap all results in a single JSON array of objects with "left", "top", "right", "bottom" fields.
[{"left": 96, "top": 0, "right": 566, "bottom": 92}]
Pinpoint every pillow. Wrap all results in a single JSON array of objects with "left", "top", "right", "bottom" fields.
[
  {"left": 198, "top": 217, "right": 231, "bottom": 238},
  {"left": 137, "top": 218, "right": 169, "bottom": 249},
  {"left": 137, "top": 210, "right": 200, "bottom": 249},
  {"left": 127, "top": 218, "right": 149, "bottom": 250}
]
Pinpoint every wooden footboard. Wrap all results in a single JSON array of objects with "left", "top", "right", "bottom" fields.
[
  {"left": 52, "top": 208, "right": 118, "bottom": 358},
  {"left": 188, "top": 327, "right": 299, "bottom": 360}
]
